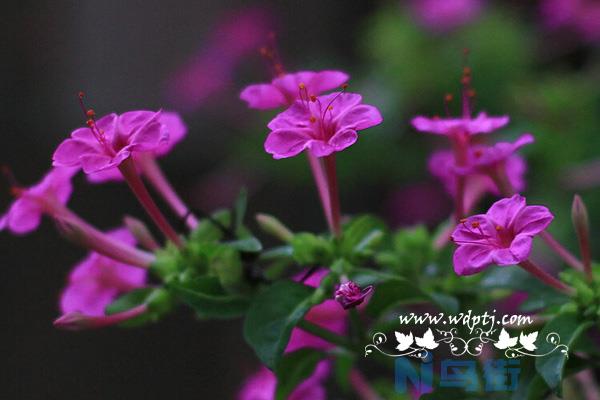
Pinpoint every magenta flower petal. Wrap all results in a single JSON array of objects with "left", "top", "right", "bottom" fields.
[
  {"left": 4, "top": 199, "right": 42, "bottom": 234},
  {"left": 241, "top": 70, "right": 349, "bottom": 110},
  {"left": 513, "top": 205, "right": 554, "bottom": 236},
  {"left": 453, "top": 243, "right": 493, "bottom": 275},
  {"left": 487, "top": 195, "right": 527, "bottom": 228},
  {"left": 509, "top": 234, "right": 533, "bottom": 262},
  {"left": 337, "top": 105, "right": 383, "bottom": 130},
  {"left": 412, "top": 112, "right": 509, "bottom": 136},
  {"left": 0, "top": 167, "right": 77, "bottom": 235},
  {"left": 264, "top": 128, "right": 313, "bottom": 159},
  {"left": 307, "top": 70, "right": 349, "bottom": 94},
  {"left": 155, "top": 111, "right": 188, "bottom": 156},
  {"left": 491, "top": 248, "right": 519, "bottom": 265},
  {"left": 328, "top": 129, "right": 358, "bottom": 152},
  {"left": 240, "top": 83, "right": 290, "bottom": 109},
  {"left": 59, "top": 228, "right": 147, "bottom": 316},
  {"left": 265, "top": 92, "right": 381, "bottom": 159},
  {"left": 53, "top": 139, "right": 100, "bottom": 167}
]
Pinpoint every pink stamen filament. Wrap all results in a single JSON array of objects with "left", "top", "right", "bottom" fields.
[{"left": 118, "top": 157, "right": 183, "bottom": 247}]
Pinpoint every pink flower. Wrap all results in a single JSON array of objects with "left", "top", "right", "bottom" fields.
[
  {"left": 408, "top": 0, "right": 484, "bottom": 32},
  {"left": 86, "top": 111, "right": 187, "bottom": 183},
  {"left": 240, "top": 70, "right": 349, "bottom": 110},
  {"left": 428, "top": 150, "right": 526, "bottom": 210},
  {"left": 238, "top": 361, "right": 329, "bottom": 400},
  {"left": 541, "top": 0, "right": 600, "bottom": 43},
  {"left": 265, "top": 93, "right": 382, "bottom": 159},
  {"left": 334, "top": 281, "right": 373, "bottom": 310},
  {"left": 411, "top": 112, "right": 509, "bottom": 137},
  {"left": 0, "top": 167, "right": 78, "bottom": 235},
  {"left": 166, "top": 7, "right": 273, "bottom": 111},
  {"left": 461, "top": 134, "right": 534, "bottom": 174},
  {"left": 52, "top": 110, "right": 169, "bottom": 174},
  {"left": 59, "top": 227, "right": 147, "bottom": 316},
  {"left": 451, "top": 195, "right": 554, "bottom": 275}
]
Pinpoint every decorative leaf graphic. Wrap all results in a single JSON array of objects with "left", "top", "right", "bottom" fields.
[
  {"left": 395, "top": 331, "right": 414, "bottom": 351},
  {"left": 415, "top": 328, "right": 438, "bottom": 350},
  {"left": 519, "top": 331, "right": 538, "bottom": 352},
  {"left": 494, "top": 328, "right": 518, "bottom": 350}
]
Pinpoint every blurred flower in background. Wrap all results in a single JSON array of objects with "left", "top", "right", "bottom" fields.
[
  {"left": 165, "top": 7, "right": 273, "bottom": 112},
  {"left": 540, "top": 0, "right": 600, "bottom": 43},
  {"left": 408, "top": 0, "right": 485, "bottom": 32}
]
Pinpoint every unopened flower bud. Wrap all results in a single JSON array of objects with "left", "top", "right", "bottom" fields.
[
  {"left": 256, "top": 213, "right": 294, "bottom": 242},
  {"left": 334, "top": 281, "right": 373, "bottom": 310}
]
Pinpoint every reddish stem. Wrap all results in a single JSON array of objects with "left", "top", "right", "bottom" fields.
[
  {"left": 306, "top": 152, "right": 333, "bottom": 231},
  {"left": 324, "top": 154, "right": 341, "bottom": 237},
  {"left": 119, "top": 158, "right": 183, "bottom": 247},
  {"left": 138, "top": 154, "right": 198, "bottom": 230},
  {"left": 519, "top": 259, "right": 573, "bottom": 294},
  {"left": 539, "top": 231, "right": 584, "bottom": 271}
]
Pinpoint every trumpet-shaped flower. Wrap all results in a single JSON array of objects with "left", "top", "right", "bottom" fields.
[
  {"left": 240, "top": 70, "right": 349, "bottom": 110},
  {"left": 451, "top": 195, "right": 553, "bottom": 275},
  {"left": 53, "top": 110, "right": 169, "bottom": 174},
  {"left": 0, "top": 167, "right": 78, "bottom": 234},
  {"left": 59, "top": 228, "right": 147, "bottom": 316},
  {"left": 460, "top": 134, "right": 534, "bottom": 174},
  {"left": 411, "top": 112, "right": 509, "bottom": 137},
  {"left": 265, "top": 92, "right": 382, "bottom": 159},
  {"left": 86, "top": 111, "right": 187, "bottom": 183},
  {"left": 428, "top": 150, "right": 526, "bottom": 210}
]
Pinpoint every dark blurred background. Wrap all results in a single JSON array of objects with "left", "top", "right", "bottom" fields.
[{"left": 2, "top": 0, "right": 600, "bottom": 398}]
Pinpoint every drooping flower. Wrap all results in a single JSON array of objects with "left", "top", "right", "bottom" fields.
[
  {"left": 238, "top": 361, "right": 329, "bottom": 400},
  {"left": 59, "top": 227, "right": 147, "bottom": 317},
  {"left": 428, "top": 150, "right": 526, "bottom": 211},
  {"left": 240, "top": 70, "right": 349, "bottom": 110},
  {"left": 460, "top": 134, "right": 534, "bottom": 175},
  {"left": 0, "top": 167, "right": 78, "bottom": 235},
  {"left": 408, "top": 0, "right": 484, "bottom": 32},
  {"left": 334, "top": 281, "right": 373, "bottom": 310},
  {"left": 52, "top": 110, "right": 169, "bottom": 175},
  {"left": 265, "top": 92, "right": 382, "bottom": 159},
  {"left": 86, "top": 111, "right": 187, "bottom": 183},
  {"left": 451, "top": 195, "right": 554, "bottom": 275},
  {"left": 411, "top": 112, "right": 509, "bottom": 137}
]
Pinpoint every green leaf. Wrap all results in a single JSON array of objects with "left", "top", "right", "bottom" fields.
[
  {"left": 340, "top": 215, "right": 386, "bottom": 258},
  {"left": 209, "top": 246, "right": 245, "bottom": 294},
  {"left": 169, "top": 276, "right": 249, "bottom": 319},
  {"left": 224, "top": 236, "right": 263, "bottom": 253},
  {"left": 334, "top": 352, "right": 355, "bottom": 393},
  {"left": 243, "top": 281, "right": 316, "bottom": 369},
  {"left": 291, "top": 233, "right": 334, "bottom": 265},
  {"left": 535, "top": 312, "right": 593, "bottom": 394},
  {"left": 275, "top": 349, "right": 324, "bottom": 400},
  {"left": 366, "top": 278, "right": 426, "bottom": 317}
]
